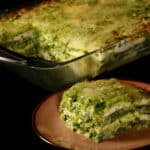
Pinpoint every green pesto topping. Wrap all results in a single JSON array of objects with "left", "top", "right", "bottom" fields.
[
  {"left": 59, "top": 78, "right": 150, "bottom": 142},
  {"left": 0, "top": 0, "right": 150, "bottom": 61}
]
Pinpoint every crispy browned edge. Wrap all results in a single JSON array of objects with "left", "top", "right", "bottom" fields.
[
  {"left": 0, "top": 0, "right": 56, "bottom": 18},
  {"left": 1, "top": 0, "right": 150, "bottom": 35}
]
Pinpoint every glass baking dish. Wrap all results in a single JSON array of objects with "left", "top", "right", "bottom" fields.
[
  {"left": 0, "top": 0, "right": 150, "bottom": 91},
  {"left": 0, "top": 36, "right": 150, "bottom": 91}
]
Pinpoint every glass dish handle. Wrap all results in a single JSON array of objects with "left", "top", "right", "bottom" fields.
[
  {"left": 0, "top": 46, "right": 59, "bottom": 67},
  {"left": 0, "top": 46, "right": 27, "bottom": 65}
]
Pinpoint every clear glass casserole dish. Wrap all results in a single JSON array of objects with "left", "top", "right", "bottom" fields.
[
  {"left": 0, "top": 0, "right": 150, "bottom": 91},
  {"left": 0, "top": 36, "right": 150, "bottom": 91}
]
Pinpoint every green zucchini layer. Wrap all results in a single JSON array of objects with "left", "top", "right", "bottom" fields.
[
  {"left": 0, "top": 0, "right": 150, "bottom": 61},
  {"left": 59, "top": 78, "right": 150, "bottom": 142}
]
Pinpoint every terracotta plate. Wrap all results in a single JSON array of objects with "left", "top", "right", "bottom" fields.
[{"left": 32, "top": 80, "right": 150, "bottom": 150}]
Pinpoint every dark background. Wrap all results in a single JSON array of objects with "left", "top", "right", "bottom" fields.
[
  {"left": 0, "top": 0, "right": 42, "bottom": 9},
  {"left": 0, "top": 55, "right": 150, "bottom": 149}
]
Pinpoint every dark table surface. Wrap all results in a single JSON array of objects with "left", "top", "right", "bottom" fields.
[{"left": 0, "top": 55, "right": 150, "bottom": 149}]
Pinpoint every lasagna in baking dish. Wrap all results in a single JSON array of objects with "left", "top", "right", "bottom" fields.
[{"left": 0, "top": 0, "right": 150, "bottom": 62}]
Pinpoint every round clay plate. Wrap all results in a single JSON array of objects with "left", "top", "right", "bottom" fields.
[{"left": 32, "top": 80, "right": 150, "bottom": 150}]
